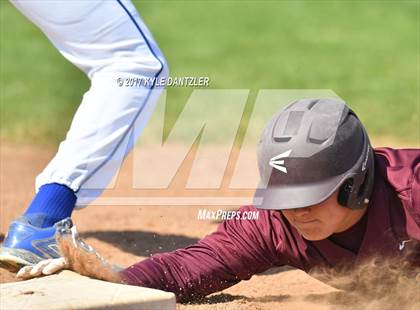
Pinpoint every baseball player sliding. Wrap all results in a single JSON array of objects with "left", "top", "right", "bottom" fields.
[
  {"left": 16, "top": 99, "right": 420, "bottom": 303},
  {"left": 0, "top": 0, "right": 168, "bottom": 269}
]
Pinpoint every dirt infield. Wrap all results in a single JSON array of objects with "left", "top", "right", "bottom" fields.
[{"left": 0, "top": 140, "right": 418, "bottom": 309}]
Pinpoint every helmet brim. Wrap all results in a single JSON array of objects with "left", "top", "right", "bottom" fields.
[{"left": 253, "top": 174, "right": 348, "bottom": 210}]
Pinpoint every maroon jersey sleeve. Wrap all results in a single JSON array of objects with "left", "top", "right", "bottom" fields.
[
  {"left": 375, "top": 148, "right": 420, "bottom": 239},
  {"left": 120, "top": 206, "right": 286, "bottom": 302}
]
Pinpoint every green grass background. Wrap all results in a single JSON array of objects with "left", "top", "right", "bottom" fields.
[{"left": 0, "top": 0, "right": 419, "bottom": 145}]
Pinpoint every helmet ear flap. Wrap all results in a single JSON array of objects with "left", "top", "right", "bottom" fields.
[
  {"left": 338, "top": 168, "right": 374, "bottom": 209},
  {"left": 338, "top": 178, "right": 354, "bottom": 207},
  {"left": 339, "top": 144, "right": 375, "bottom": 209}
]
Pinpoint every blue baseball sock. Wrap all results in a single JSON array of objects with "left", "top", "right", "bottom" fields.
[{"left": 24, "top": 183, "right": 77, "bottom": 228}]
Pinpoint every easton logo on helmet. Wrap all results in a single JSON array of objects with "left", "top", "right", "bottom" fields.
[{"left": 269, "top": 149, "right": 292, "bottom": 174}]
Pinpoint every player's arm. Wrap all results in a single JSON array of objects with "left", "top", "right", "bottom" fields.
[
  {"left": 19, "top": 206, "right": 285, "bottom": 302},
  {"left": 120, "top": 206, "right": 285, "bottom": 302}
]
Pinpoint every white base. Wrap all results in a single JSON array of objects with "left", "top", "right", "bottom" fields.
[{"left": 0, "top": 270, "right": 175, "bottom": 310}]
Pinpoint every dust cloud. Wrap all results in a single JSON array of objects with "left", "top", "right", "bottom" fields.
[{"left": 308, "top": 242, "right": 420, "bottom": 310}]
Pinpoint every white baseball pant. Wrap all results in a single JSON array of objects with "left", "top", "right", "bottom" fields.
[{"left": 10, "top": 0, "right": 168, "bottom": 207}]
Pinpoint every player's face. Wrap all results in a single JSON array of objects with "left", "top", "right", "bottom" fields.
[{"left": 281, "top": 190, "right": 367, "bottom": 241}]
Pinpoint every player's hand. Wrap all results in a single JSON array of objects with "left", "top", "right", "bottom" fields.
[
  {"left": 17, "top": 220, "right": 123, "bottom": 283},
  {"left": 17, "top": 257, "right": 68, "bottom": 279}
]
